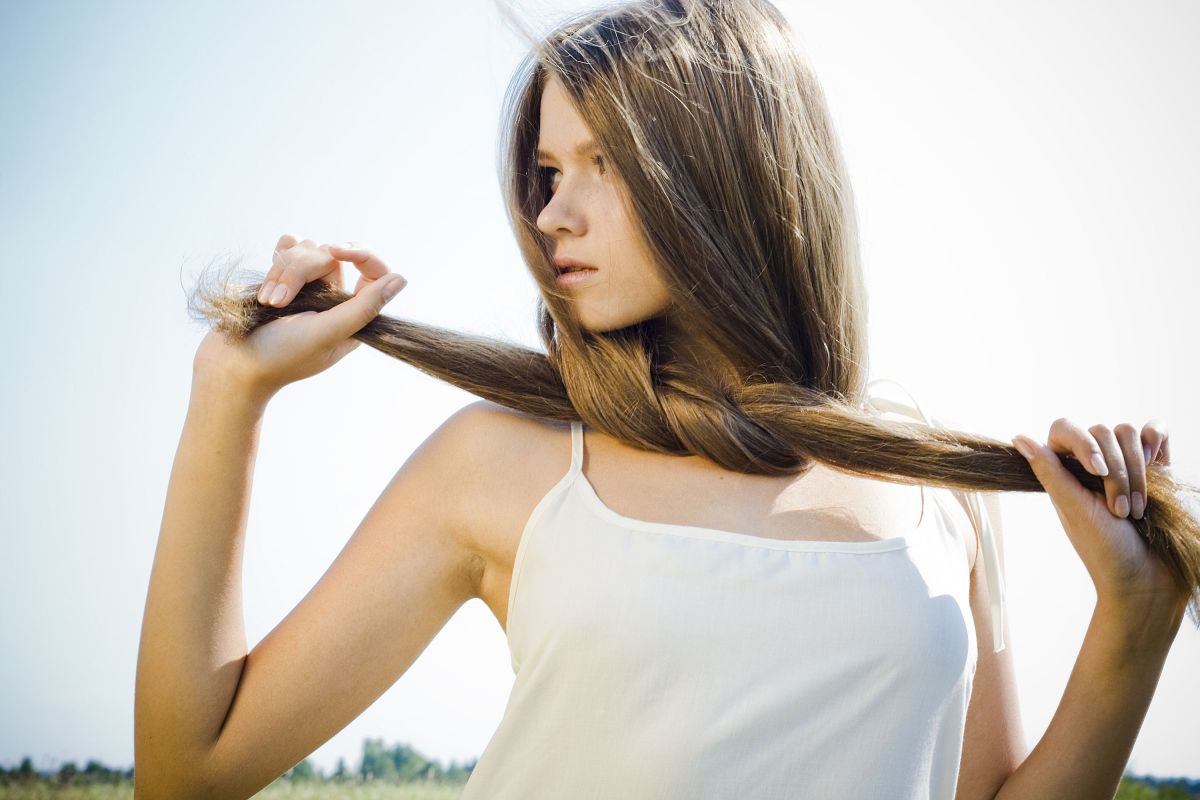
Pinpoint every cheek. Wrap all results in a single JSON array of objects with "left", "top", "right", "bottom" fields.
[
  {"left": 619, "top": 265, "right": 672, "bottom": 318},
  {"left": 630, "top": 245, "right": 669, "bottom": 298},
  {"left": 597, "top": 193, "right": 670, "bottom": 300},
  {"left": 634, "top": 268, "right": 670, "bottom": 303}
]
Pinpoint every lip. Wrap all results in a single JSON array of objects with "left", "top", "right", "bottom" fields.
[
  {"left": 555, "top": 267, "right": 599, "bottom": 288},
  {"left": 553, "top": 256, "right": 598, "bottom": 274}
]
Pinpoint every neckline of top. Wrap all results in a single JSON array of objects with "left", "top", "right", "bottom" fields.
[{"left": 567, "top": 422, "right": 930, "bottom": 554}]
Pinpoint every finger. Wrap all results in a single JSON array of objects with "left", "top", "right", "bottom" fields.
[
  {"left": 326, "top": 244, "right": 391, "bottom": 282},
  {"left": 258, "top": 251, "right": 286, "bottom": 302},
  {"left": 1086, "top": 423, "right": 1130, "bottom": 518},
  {"left": 1046, "top": 417, "right": 1109, "bottom": 478},
  {"left": 316, "top": 271, "right": 407, "bottom": 344},
  {"left": 258, "top": 234, "right": 300, "bottom": 303},
  {"left": 260, "top": 250, "right": 298, "bottom": 306},
  {"left": 316, "top": 245, "right": 350, "bottom": 293},
  {"left": 262, "top": 239, "right": 338, "bottom": 307},
  {"left": 1012, "top": 434, "right": 1098, "bottom": 525},
  {"left": 275, "top": 233, "right": 299, "bottom": 252},
  {"left": 1114, "top": 423, "right": 1147, "bottom": 520},
  {"left": 1141, "top": 419, "right": 1170, "bottom": 466}
]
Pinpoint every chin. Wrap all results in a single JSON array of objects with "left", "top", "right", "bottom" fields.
[
  {"left": 571, "top": 297, "right": 670, "bottom": 335},
  {"left": 577, "top": 315, "right": 655, "bottom": 335}
]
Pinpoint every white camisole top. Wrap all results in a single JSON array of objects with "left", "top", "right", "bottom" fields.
[{"left": 459, "top": 381, "right": 1007, "bottom": 799}]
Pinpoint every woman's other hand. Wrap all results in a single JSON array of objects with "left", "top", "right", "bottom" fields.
[{"left": 1012, "top": 419, "right": 1186, "bottom": 627}]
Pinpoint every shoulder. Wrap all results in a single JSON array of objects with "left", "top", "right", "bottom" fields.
[
  {"left": 437, "top": 399, "right": 569, "bottom": 477},
  {"left": 433, "top": 399, "right": 574, "bottom": 554}
]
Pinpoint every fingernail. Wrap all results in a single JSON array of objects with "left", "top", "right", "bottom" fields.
[
  {"left": 1012, "top": 437, "right": 1034, "bottom": 461},
  {"left": 270, "top": 283, "right": 288, "bottom": 305},
  {"left": 382, "top": 275, "right": 406, "bottom": 301},
  {"left": 1144, "top": 445, "right": 1152, "bottom": 465},
  {"left": 1115, "top": 494, "right": 1130, "bottom": 518},
  {"left": 1132, "top": 491, "right": 1144, "bottom": 519},
  {"left": 1090, "top": 453, "right": 1109, "bottom": 477},
  {"left": 258, "top": 280, "right": 276, "bottom": 302}
]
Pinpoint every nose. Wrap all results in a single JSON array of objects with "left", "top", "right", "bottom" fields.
[{"left": 535, "top": 184, "right": 586, "bottom": 239}]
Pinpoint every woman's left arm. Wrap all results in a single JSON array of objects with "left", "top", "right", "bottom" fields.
[{"left": 993, "top": 419, "right": 1187, "bottom": 800}]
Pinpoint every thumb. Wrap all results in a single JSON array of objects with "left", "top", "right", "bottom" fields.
[
  {"left": 1012, "top": 434, "right": 1096, "bottom": 520},
  {"left": 318, "top": 272, "right": 407, "bottom": 344}
]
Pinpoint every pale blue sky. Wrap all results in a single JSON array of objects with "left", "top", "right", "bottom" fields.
[{"left": 1, "top": 0, "right": 1197, "bottom": 780}]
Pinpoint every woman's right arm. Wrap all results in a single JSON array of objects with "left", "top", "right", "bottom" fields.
[
  {"left": 133, "top": 366, "right": 271, "bottom": 796},
  {"left": 135, "top": 363, "right": 489, "bottom": 799},
  {"left": 135, "top": 236, "right": 485, "bottom": 798}
]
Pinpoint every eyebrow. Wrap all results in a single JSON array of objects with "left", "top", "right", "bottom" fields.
[{"left": 535, "top": 139, "right": 599, "bottom": 162}]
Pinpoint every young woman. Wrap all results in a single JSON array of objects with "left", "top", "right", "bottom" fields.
[{"left": 136, "top": 1, "right": 1197, "bottom": 797}]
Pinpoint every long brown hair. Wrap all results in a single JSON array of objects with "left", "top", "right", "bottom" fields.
[{"left": 188, "top": 0, "right": 1200, "bottom": 626}]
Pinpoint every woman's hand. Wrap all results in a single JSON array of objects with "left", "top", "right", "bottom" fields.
[
  {"left": 193, "top": 233, "right": 407, "bottom": 399},
  {"left": 1012, "top": 419, "right": 1186, "bottom": 622}
]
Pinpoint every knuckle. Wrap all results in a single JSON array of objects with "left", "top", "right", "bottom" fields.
[
  {"left": 1087, "top": 422, "right": 1110, "bottom": 437},
  {"left": 1113, "top": 422, "right": 1137, "bottom": 437}
]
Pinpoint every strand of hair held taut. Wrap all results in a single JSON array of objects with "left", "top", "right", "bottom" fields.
[{"left": 188, "top": 271, "right": 1200, "bottom": 630}]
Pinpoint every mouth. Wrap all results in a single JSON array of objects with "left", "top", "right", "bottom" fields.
[
  {"left": 554, "top": 257, "right": 598, "bottom": 274},
  {"left": 554, "top": 261, "right": 600, "bottom": 288}
]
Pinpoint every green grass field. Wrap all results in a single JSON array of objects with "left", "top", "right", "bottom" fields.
[
  {"left": 2, "top": 775, "right": 1195, "bottom": 799},
  {"left": 0, "top": 780, "right": 465, "bottom": 799}
]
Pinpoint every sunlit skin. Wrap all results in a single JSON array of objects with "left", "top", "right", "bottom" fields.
[
  {"left": 535, "top": 75, "right": 673, "bottom": 333},
  {"left": 534, "top": 75, "right": 740, "bottom": 380}
]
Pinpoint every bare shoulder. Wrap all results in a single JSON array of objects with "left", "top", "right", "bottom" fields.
[
  {"left": 443, "top": 398, "right": 566, "bottom": 464},
  {"left": 434, "top": 399, "right": 574, "bottom": 588},
  {"left": 438, "top": 399, "right": 570, "bottom": 507}
]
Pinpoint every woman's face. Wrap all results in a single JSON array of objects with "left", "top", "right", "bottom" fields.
[{"left": 535, "top": 75, "right": 672, "bottom": 332}]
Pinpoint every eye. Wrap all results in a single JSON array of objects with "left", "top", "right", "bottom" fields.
[
  {"left": 539, "top": 165, "right": 561, "bottom": 194},
  {"left": 537, "top": 155, "right": 607, "bottom": 199},
  {"left": 536, "top": 166, "right": 559, "bottom": 205}
]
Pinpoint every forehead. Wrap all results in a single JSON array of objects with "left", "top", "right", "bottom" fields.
[{"left": 537, "top": 76, "right": 597, "bottom": 159}]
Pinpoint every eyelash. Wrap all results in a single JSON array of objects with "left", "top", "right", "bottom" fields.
[{"left": 540, "top": 154, "right": 606, "bottom": 193}]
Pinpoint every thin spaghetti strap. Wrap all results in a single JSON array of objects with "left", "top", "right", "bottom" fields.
[
  {"left": 569, "top": 421, "right": 585, "bottom": 478},
  {"left": 966, "top": 491, "right": 1007, "bottom": 653},
  {"left": 862, "top": 378, "right": 1007, "bottom": 653}
]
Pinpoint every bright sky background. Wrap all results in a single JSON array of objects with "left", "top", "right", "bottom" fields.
[{"left": 2, "top": 0, "right": 1197, "bottom": 782}]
